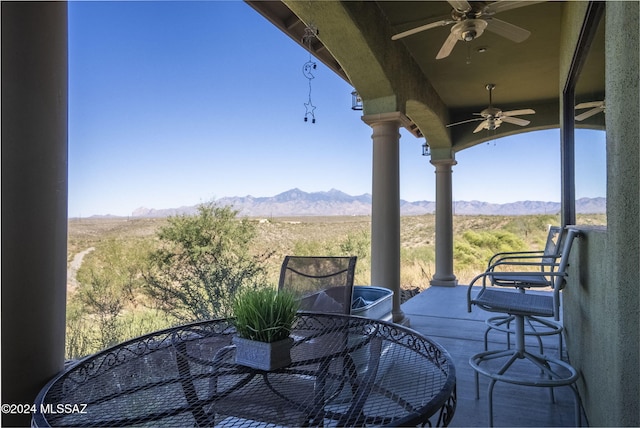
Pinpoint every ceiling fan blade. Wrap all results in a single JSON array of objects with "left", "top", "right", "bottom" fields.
[
  {"left": 502, "top": 108, "right": 535, "bottom": 116},
  {"left": 484, "top": 0, "right": 545, "bottom": 15},
  {"left": 501, "top": 116, "right": 530, "bottom": 126},
  {"left": 473, "top": 120, "right": 489, "bottom": 133},
  {"left": 485, "top": 18, "right": 530, "bottom": 42},
  {"left": 391, "top": 19, "right": 454, "bottom": 40},
  {"left": 446, "top": 117, "right": 484, "bottom": 127},
  {"left": 447, "top": 0, "right": 472, "bottom": 12},
  {"left": 436, "top": 32, "right": 459, "bottom": 59},
  {"left": 575, "top": 107, "right": 605, "bottom": 121},
  {"left": 576, "top": 101, "right": 604, "bottom": 109}
]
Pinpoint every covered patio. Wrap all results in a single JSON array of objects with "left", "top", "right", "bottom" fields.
[
  {"left": 244, "top": 1, "right": 638, "bottom": 426},
  {"left": 2, "top": 1, "right": 638, "bottom": 427}
]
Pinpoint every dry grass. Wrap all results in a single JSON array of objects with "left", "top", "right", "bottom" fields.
[
  {"left": 67, "top": 217, "right": 166, "bottom": 261},
  {"left": 65, "top": 213, "right": 605, "bottom": 357},
  {"left": 68, "top": 213, "right": 606, "bottom": 294}
]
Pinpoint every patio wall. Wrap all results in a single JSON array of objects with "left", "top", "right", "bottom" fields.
[
  {"left": 563, "top": 3, "right": 639, "bottom": 426},
  {"left": 565, "top": 226, "right": 639, "bottom": 427},
  {"left": 563, "top": 230, "right": 611, "bottom": 426}
]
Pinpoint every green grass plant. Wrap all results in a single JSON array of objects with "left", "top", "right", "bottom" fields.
[{"left": 232, "top": 288, "right": 298, "bottom": 343}]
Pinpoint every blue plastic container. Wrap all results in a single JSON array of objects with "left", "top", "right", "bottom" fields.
[{"left": 351, "top": 286, "right": 393, "bottom": 321}]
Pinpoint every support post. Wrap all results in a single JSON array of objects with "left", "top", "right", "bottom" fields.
[
  {"left": 1, "top": 3, "right": 68, "bottom": 426},
  {"left": 430, "top": 158, "right": 458, "bottom": 287},
  {"left": 362, "top": 112, "right": 410, "bottom": 325}
]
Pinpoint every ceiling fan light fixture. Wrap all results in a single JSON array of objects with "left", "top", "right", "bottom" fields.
[{"left": 462, "top": 30, "right": 476, "bottom": 42}]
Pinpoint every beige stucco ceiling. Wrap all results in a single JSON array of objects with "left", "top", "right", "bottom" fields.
[{"left": 246, "top": 1, "right": 605, "bottom": 155}]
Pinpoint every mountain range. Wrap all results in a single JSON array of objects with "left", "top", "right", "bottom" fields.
[{"left": 129, "top": 188, "right": 606, "bottom": 218}]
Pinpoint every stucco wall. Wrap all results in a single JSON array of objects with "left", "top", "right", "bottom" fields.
[
  {"left": 563, "top": 2, "right": 639, "bottom": 427},
  {"left": 563, "top": 229, "right": 613, "bottom": 425}
]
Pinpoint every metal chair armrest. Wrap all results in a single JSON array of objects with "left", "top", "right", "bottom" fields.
[
  {"left": 487, "top": 250, "right": 545, "bottom": 268},
  {"left": 487, "top": 256, "right": 560, "bottom": 272}
]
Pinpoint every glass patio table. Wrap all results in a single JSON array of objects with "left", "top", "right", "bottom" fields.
[{"left": 33, "top": 313, "right": 456, "bottom": 427}]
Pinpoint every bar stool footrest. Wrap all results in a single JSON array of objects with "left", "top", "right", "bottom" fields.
[
  {"left": 485, "top": 315, "right": 563, "bottom": 338},
  {"left": 470, "top": 349, "right": 578, "bottom": 387},
  {"left": 469, "top": 348, "right": 582, "bottom": 427}
]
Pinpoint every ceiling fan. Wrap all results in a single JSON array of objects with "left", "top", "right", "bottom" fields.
[
  {"left": 447, "top": 83, "right": 535, "bottom": 133},
  {"left": 575, "top": 100, "right": 605, "bottom": 121},
  {"left": 391, "top": 0, "right": 539, "bottom": 59}
]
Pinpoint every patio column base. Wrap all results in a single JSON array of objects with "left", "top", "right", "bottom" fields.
[
  {"left": 393, "top": 310, "right": 411, "bottom": 327},
  {"left": 430, "top": 277, "right": 458, "bottom": 287}
]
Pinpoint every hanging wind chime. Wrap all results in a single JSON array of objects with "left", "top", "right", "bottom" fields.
[{"left": 302, "top": 25, "right": 318, "bottom": 124}]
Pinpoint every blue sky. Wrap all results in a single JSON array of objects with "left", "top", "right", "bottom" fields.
[{"left": 68, "top": 1, "right": 606, "bottom": 217}]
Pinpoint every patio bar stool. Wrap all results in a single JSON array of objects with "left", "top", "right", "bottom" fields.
[
  {"left": 467, "top": 228, "right": 582, "bottom": 427},
  {"left": 482, "top": 226, "right": 565, "bottom": 355}
]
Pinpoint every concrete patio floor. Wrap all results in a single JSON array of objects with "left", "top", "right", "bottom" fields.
[{"left": 400, "top": 285, "right": 586, "bottom": 427}]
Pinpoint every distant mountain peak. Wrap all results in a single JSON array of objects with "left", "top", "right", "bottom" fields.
[
  {"left": 325, "top": 188, "right": 347, "bottom": 195},
  {"left": 274, "top": 188, "right": 308, "bottom": 202},
  {"left": 127, "top": 188, "right": 605, "bottom": 218}
]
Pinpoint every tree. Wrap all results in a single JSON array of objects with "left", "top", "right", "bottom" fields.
[
  {"left": 143, "top": 203, "right": 272, "bottom": 322},
  {"left": 68, "top": 238, "right": 148, "bottom": 355},
  {"left": 76, "top": 271, "right": 126, "bottom": 349}
]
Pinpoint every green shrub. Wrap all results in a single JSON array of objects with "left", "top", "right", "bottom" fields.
[
  {"left": 454, "top": 230, "right": 527, "bottom": 273},
  {"left": 68, "top": 238, "right": 150, "bottom": 356},
  {"left": 143, "top": 203, "right": 272, "bottom": 322}
]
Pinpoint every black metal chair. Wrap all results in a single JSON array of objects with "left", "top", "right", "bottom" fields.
[
  {"left": 278, "top": 256, "right": 357, "bottom": 315},
  {"left": 467, "top": 228, "right": 581, "bottom": 427}
]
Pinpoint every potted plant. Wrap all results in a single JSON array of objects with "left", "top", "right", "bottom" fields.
[{"left": 231, "top": 287, "right": 299, "bottom": 371}]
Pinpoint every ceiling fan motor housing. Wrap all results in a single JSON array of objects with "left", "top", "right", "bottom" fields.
[
  {"left": 452, "top": 19, "right": 487, "bottom": 41},
  {"left": 481, "top": 106, "right": 500, "bottom": 118}
]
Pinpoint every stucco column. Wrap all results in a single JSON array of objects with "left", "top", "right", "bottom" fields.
[
  {"left": 430, "top": 158, "right": 458, "bottom": 287},
  {"left": 601, "top": 2, "right": 639, "bottom": 425},
  {"left": 1, "top": 3, "right": 68, "bottom": 426},
  {"left": 362, "top": 113, "right": 408, "bottom": 325}
]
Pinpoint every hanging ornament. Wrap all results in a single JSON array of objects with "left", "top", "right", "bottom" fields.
[
  {"left": 303, "top": 60, "right": 317, "bottom": 123},
  {"left": 302, "top": 25, "right": 318, "bottom": 124}
]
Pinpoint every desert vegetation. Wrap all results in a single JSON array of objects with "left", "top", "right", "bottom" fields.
[{"left": 66, "top": 208, "right": 605, "bottom": 359}]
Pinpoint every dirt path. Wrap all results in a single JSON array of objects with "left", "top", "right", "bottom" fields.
[{"left": 67, "top": 247, "right": 95, "bottom": 292}]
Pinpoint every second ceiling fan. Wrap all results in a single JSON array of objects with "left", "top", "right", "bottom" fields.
[
  {"left": 391, "top": 0, "right": 539, "bottom": 59},
  {"left": 447, "top": 83, "right": 536, "bottom": 133},
  {"left": 575, "top": 100, "right": 605, "bottom": 121}
]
